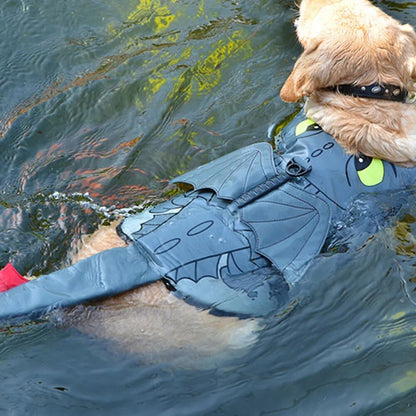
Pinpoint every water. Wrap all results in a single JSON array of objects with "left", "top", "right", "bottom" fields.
[{"left": 1, "top": 0, "right": 416, "bottom": 414}]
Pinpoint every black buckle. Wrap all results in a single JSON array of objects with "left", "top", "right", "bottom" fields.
[{"left": 285, "top": 158, "right": 312, "bottom": 177}]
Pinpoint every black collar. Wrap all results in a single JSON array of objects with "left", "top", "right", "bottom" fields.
[{"left": 327, "top": 83, "right": 408, "bottom": 103}]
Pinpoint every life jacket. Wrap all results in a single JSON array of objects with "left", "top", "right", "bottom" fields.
[
  {"left": 1, "top": 112, "right": 415, "bottom": 320},
  {"left": 119, "top": 112, "right": 416, "bottom": 316}
]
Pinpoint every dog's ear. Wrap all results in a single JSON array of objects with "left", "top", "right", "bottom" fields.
[{"left": 280, "top": 40, "right": 324, "bottom": 102}]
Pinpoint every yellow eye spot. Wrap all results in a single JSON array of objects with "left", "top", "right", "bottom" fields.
[
  {"left": 356, "top": 157, "right": 384, "bottom": 186},
  {"left": 295, "top": 119, "right": 316, "bottom": 136}
]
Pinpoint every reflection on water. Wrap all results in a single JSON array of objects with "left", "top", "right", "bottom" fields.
[{"left": 1, "top": 0, "right": 416, "bottom": 414}]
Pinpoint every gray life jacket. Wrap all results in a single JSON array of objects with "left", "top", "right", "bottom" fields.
[
  {"left": 119, "top": 112, "right": 416, "bottom": 315},
  {"left": 1, "top": 112, "right": 415, "bottom": 320}
]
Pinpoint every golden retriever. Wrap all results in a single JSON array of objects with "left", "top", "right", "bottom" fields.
[
  {"left": 19, "top": 0, "right": 416, "bottom": 366},
  {"left": 280, "top": 0, "right": 416, "bottom": 166}
]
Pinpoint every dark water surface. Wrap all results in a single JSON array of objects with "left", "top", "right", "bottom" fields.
[{"left": 2, "top": 0, "right": 416, "bottom": 415}]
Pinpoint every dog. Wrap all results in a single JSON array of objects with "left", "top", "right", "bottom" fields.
[
  {"left": 3, "top": 0, "right": 416, "bottom": 367},
  {"left": 280, "top": 0, "right": 416, "bottom": 166},
  {"left": 66, "top": 1, "right": 416, "bottom": 363}
]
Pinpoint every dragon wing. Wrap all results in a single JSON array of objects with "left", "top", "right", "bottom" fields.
[
  {"left": 240, "top": 182, "right": 331, "bottom": 273},
  {"left": 134, "top": 194, "right": 267, "bottom": 284},
  {"left": 171, "top": 142, "right": 278, "bottom": 200}
]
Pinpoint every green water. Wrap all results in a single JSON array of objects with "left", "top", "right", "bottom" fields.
[{"left": 1, "top": 0, "right": 416, "bottom": 414}]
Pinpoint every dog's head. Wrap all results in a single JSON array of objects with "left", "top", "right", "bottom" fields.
[{"left": 280, "top": 0, "right": 416, "bottom": 102}]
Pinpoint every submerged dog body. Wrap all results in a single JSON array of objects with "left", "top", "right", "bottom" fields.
[
  {"left": 280, "top": 0, "right": 416, "bottom": 166},
  {"left": 67, "top": 225, "right": 260, "bottom": 365}
]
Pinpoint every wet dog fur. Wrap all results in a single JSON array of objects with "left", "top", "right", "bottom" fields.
[{"left": 280, "top": 0, "right": 416, "bottom": 166}]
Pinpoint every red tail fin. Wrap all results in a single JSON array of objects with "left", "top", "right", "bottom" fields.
[{"left": 0, "top": 263, "right": 29, "bottom": 292}]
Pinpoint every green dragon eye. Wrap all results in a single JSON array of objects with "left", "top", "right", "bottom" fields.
[
  {"left": 355, "top": 155, "right": 384, "bottom": 186},
  {"left": 295, "top": 119, "right": 320, "bottom": 136}
]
